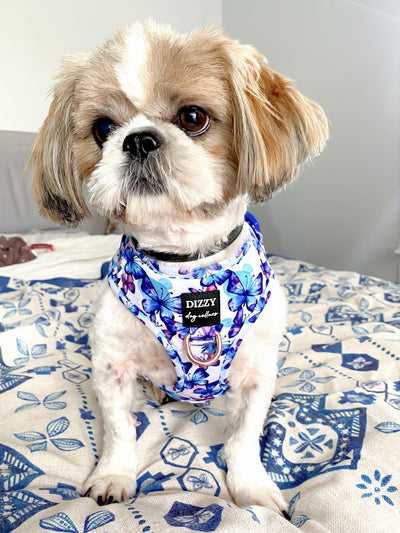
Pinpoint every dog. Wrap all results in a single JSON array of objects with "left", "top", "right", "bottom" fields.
[{"left": 29, "top": 20, "right": 328, "bottom": 513}]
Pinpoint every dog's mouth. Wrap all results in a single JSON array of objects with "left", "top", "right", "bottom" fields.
[
  {"left": 118, "top": 128, "right": 169, "bottom": 197},
  {"left": 121, "top": 156, "right": 168, "bottom": 197}
]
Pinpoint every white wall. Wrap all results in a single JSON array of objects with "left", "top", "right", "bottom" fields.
[
  {"left": 1, "top": 0, "right": 399, "bottom": 281},
  {"left": 224, "top": 0, "right": 400, "bottom": 282},
  {"left": 1, "top": 0, "right": 223, "bottom": 132}
]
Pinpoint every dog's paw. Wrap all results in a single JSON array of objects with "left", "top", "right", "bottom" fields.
[
  {"left": 84, "top": 473, "right": 136, "bottom": 505},
  {"left": 227, "top": 467, "right": 287, "bottom": 514}
]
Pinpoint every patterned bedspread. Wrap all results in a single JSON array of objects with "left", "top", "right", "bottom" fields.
[{"left": 1, "top": 251, "right": 399, "bottom": 532}]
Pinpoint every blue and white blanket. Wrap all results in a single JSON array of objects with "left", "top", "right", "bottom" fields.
[{"left": 0, "top": 236, "right": 399, "bottom": 532}]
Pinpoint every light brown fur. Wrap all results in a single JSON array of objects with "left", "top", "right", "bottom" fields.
[{"left": 29, "top": 23, "right": 328, "bottom": 227}]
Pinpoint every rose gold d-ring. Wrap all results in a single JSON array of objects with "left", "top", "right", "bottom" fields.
[{"left": 184, "top": 331, "right": 222, "bottom": 367}]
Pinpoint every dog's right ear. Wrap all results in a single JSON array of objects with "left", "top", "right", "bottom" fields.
[{"left": 28, "top": 54, "right": 91, "bottom": 226}]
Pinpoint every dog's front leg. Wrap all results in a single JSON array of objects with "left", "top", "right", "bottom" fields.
[
  {"left": 84, "top": 287, "right": 176, "bottom": 504},
  {"left": 84, "top": 356, "right": 139, "bottom": 505},
  {"left": 223, "top": 285, "right": 287, "bottom": 513},
  {"left": 223, "top": 375, "right": 286, "bottom": 513},
  {"left": 83, "top": 288, "right": 143, "bottom": 505}
]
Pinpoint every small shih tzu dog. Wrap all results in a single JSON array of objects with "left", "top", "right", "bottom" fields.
[{"left": 29, "top": 21, "right": 328, "bottom": 513}]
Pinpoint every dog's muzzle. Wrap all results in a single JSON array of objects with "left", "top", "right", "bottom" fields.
[{"left": 121, "top": 130, "right": 167, "bottom": 195}]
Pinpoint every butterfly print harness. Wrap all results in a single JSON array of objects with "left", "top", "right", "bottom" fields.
[{"left": 108, "top": 213, "right": 274, "bottom": 403}]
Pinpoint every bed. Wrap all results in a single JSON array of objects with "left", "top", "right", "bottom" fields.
[{"left": 1, "top": 131, "right": 400, "bottom": 532}]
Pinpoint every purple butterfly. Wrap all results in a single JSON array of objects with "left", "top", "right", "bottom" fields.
[
  {"left": 228, "top": 308, "right": 244, "bottom": 338},
  {"left": 227, "top": 270, "right": 263, "bottom": 312}
]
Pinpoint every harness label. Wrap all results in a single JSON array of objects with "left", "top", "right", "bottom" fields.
[{"left": 181, "top": 290, "right": 221, "bottom": 327}]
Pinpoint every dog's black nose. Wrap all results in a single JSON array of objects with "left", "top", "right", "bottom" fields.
[{"left": 123, "top": 131, "right": 161, "bottom": 162}]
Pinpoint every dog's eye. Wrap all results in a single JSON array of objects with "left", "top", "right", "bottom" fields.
[
  {"left": 177, "top": 106, "right": 210, "bottom": 136},
  {"left": 92, "top": 118, "right": 115, "bottom": 147}
]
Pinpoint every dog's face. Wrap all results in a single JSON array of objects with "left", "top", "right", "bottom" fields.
[{"left": 30, "top": 21, "right": 328, "bottom": 229}]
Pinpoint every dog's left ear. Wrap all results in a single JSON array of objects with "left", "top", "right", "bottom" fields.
[{"left": 229, "top": 46, "right": 328, "bottom": 201}]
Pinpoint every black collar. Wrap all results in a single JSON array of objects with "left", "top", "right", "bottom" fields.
[{"left": 131, "top": 223, "right": 244, "bottom": 263}]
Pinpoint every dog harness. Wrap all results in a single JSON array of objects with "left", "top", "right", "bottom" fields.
[{"left": 108, "top": 213, "right": 274, "bottom": 403}]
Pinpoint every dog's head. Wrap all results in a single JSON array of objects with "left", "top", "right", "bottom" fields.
[{"left": 29, "top": 21, "right": 328, "bottom": 229}]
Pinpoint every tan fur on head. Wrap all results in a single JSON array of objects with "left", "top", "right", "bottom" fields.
[
  {"left": 29, "top": 21, "right": 328, "bottom": 228},
  {"left": 29, "top": 54, "right": 91, "bottom": 226},
  {"left": 228, "top": 45, "right": 328, "bottom": 202}
]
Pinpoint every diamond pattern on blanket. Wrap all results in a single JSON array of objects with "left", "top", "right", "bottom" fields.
[{"left": 0, "top": 256, "right": 399, "bottom": 531}]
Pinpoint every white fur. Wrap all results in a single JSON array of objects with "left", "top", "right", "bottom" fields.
[
  {"left": 224, "top": 281, "right": 287, "bottom": 510},
  {"left": 117, "top": 23, "right": 148, "bottom": 106},
  {"left": 119, "top": 196, "right": 248, "bottom": 255}
]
